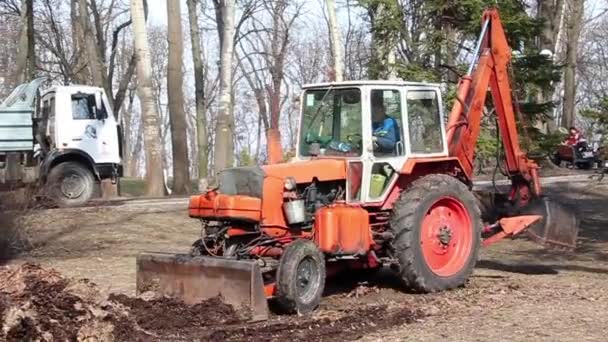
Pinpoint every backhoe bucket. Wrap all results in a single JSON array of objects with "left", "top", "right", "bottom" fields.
[
  {"left": 136, "top": 252, "right": 269, "bottom": 322},
  {"left": 523, "top": 198, "right": 579, "bottom": 250}
]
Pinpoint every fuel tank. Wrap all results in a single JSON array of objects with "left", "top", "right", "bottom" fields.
[{"left": 314, "top": 204, "right": 373, "bottom": 255}]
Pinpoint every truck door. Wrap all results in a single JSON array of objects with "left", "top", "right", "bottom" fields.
[
  {"left": 69, "top": 93, "right": 99, "bottom": 160},
  {"left": 68, "top": 92, "right": 115, "bottom": 163}
]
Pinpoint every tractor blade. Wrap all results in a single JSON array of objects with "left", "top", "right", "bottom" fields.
[
  {"left": 524, "top": 198, "right": 579, "bottom": 250},
  {"left": 136, "top": 252, "right": 269, "bottom": 322}
]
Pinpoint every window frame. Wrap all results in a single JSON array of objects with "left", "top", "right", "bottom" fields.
[
  {"left": 370, "top": 87, "right": 406, "bottom": 158},
  {"left": 71, "top": 94, "right": 97, "bottom": 121},
  {"left": 404, "top": 87, "right": 448, "bottom": 157},
  {"left": 297, "top": 87, "right": 364, "bottom": 159}
]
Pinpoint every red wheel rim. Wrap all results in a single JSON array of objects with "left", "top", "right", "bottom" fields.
[{"left": 420, "top": 196, "right": 473, "bottom": 277}]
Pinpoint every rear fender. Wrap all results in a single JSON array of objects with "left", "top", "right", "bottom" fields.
[{"left": 379, "top": 158, "right": 468, "bottom": 210}]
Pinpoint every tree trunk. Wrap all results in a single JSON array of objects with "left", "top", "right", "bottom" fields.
[
  {"left": 187, "top": 0, "right": 209, "bottom": 192},
  {"left": 561, "top": 0, "right": 584, "bottom": 129},
  {"left": 166, "top": 0, "right": 190, "bottom": 195},
  {"left": 326, "top": 0, "right": 344, "bottom": 82},
  {"left": 13, "top": 0, "right": 35, "bottom": 84},
  {"left": 70, "top": 0, "right": 89, "bottom": 83},
  {"left": 78, "top": 0, "right": 108, "bottom": 95},
  {"left": 537, "top": 0, "right": 566, "bottom": 133},
  {"left": 213, "top": 0, "right": 236, "bottom": 178},
  {"left": 131, "top": 0, "right": 165, "bottom": 197},
  {"left": 538, "top": 0, "right": 566, "bottom": 52}
]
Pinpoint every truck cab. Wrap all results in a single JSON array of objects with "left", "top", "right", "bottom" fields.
[{"left": 0, "top": 78, "right": 122, "bottom": 206}]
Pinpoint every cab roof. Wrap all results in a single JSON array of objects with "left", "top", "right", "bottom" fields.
[{"left": 301, "top": 80, "right": 442, "bottom": 89}]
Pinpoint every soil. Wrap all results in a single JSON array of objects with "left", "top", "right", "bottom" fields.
[
  {"left": 2, "top": 179, "right": 608, "bottom": 340},
  {"left": 109, "top": 294, "right": 241, "bottom": 335}
]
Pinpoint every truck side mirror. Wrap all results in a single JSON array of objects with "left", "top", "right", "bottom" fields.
[{"left": 94, "top": 92, "right": 107, "bottom": 120}]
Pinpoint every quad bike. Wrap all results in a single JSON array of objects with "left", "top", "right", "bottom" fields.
[
  {"left": 551, "top": 142, "right": 602, "bottom": 169},
  {"left": 135, "top": 8, "right": 578, "bottom": 322}
]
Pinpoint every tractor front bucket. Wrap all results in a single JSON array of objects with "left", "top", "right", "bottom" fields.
[
  {"left": 135, "top": 252, "right": 269, "bottom": 322},
  {"left": 523, "top": 197, "right": 579, "bottom": 250}
]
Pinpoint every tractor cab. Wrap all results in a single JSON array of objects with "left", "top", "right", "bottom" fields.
[{"left": 297, "top": 81, "right": 447, "bottom": 204}]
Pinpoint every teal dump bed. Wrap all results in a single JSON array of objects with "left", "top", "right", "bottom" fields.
[{"left": 0, "top": 78, "right": 46, "bottom": 152}]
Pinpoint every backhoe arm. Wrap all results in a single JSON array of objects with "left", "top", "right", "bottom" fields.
[{"left": 446, "top": 9, "right": 541, "bottom": 203}]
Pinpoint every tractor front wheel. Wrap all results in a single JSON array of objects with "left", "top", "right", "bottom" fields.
[
  {"left": 390, "top": 174, "right": 482, "bottom": 292},
  {"left": 274, "top": 239, "right": 326, "bottom": 314}
]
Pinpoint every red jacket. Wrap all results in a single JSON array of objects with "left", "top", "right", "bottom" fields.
[{"left": 565, "top": 131, "right": 583, "bottom": 145}]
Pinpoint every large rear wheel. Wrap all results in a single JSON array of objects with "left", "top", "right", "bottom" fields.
[
  {"left": 390, "top": 174, "right": 482, "bottom": 292},
  {"left": 275, "top": 239, "right": 326, "bottom": 314}
]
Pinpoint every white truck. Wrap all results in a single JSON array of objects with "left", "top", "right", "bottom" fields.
[{"left": 0, "top": 77, "right": 122, "bottom": 207}]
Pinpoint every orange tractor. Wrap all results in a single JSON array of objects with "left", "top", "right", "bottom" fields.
[{"left": 136, "top": 9, "right": 578, "bottom": 321}]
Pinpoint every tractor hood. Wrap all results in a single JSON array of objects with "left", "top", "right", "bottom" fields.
[
  {"left": 262, "top": 158, "right": 347, "bottom": 184},
  {"left": 214, "top": 159, "right": 347, "bottom": 200}
]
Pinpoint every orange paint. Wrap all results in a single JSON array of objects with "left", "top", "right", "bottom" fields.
[
  {"left": 260, "top": 176, "right": 288, "bottom": 229},
  {"left": 264, "top": 283, "right": 276, "bottom": 297},
  {"left": 401, "top": 157, "right": 464, "bottom": 175},
  {"left": 262, "top": 158, "right": 347, "bottom": 183},
  {"left": 266, "top": 128, "right": 283, "bottom": 164},
  {"left": 313, "top": 204, "right": 372, "bottom": 255},
  {"left": 189, "top": 192, "right": 262, "bottom": 222}
]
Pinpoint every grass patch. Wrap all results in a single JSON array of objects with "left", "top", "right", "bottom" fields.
[{"left": 119, "top": 178, "right": 200, "bottom": 197}]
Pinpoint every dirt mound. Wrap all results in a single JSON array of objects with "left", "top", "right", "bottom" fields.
[
  {"left": 0, "top": 263, "right": 129, "bottom": 341},
  {"left": 0, "top": 263, "right": 245, "bottom": 341},
  {"left": 1, "top": 264, "right": 425, "bottom": 341},
  {"left": 109, "top": 293, "right": 241, "bottom": 336}
]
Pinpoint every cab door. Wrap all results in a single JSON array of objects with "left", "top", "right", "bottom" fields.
[
  {"left": 404, "top": 87, "right": 447, "bottom": 157},
  {"left": 67, "top": 92, "right": 101, "bottom": 160},
  {"left": 65, "top": 91, "right": 118, "bottom": 164},
  {"left": 360, "top": 87, "right": 408, "bottom": 204}
]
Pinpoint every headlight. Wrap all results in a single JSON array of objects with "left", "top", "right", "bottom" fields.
[
  {"left": 284, "top": 177, "right": 297, "bottom": 191},
  {"left": 604, "top": 160, "right": 608, "bottom": 168}
]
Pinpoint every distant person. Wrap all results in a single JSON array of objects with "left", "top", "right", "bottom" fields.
[
  {"left": 371, "top": 102, "right": 400, "bottom": 154},
  {"left": 563, "top": 127, "right": 585, "bottom": 146},
  {"left": 563, "top": 126, "right": 589, "bottom": 159}
]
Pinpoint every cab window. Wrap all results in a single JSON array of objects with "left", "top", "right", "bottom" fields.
[
  {"left": 71, "top": 94, "right": 96, "bottom": 120},
  {"left": 299, "top": 88, "right": 362, "bottom": 157},
  {"left": 371, "top": 89, "right": 403, "bottom": 157},
  {"left": 407, "top": 90, "right": 443, "bottom": 153}
]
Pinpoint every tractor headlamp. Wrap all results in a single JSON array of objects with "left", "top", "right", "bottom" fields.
[{"left": 284, "top": 177, "right": 297, "bottom": 191}]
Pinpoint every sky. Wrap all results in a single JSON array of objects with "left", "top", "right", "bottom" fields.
[{"left": 148, "top": 0, "right": 608, "bottom": 27}]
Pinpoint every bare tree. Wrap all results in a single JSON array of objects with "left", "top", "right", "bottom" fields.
[
  {"left": 562, "top": 0, "right": 585, "bottom": 128},
  {"left": 166, "top": 0, "right": 190, "bottom": 194},
  {"left": 12, "top": 0, "right": 35, "bottom": 84},
  {"left": 77, "top": 0, "right": 108, "bottom": 97},
  {"left": 187, "top": 0, "right": 209, "bottom": 191},
  {"left": 131, "top": 0, "right": 165, "bottom": 196},
  {"left": 237, "top": 0, "right": 303, "bottom": 164},
  {"left": 326, "top": 0, "right": 343, "bottom": 81},
  {"left": 213, "top": 0, "right": 236, "bottom": 177},
  {"left": 538, "top": 0, "right": 566, "bottom": 54}
]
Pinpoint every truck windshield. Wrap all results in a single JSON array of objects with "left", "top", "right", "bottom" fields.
[{"left": 299, "top": 88, "right": 362, "bottom": 157}]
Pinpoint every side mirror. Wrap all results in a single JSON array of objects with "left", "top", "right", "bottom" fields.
[{"left": 94, "top": 92, "right": 107, "bottom": 120}]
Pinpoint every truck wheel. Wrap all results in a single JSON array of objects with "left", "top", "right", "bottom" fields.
[
  {"left": 275, "top": 239, "right": 326, "bottom": 314},
  {"left": 389, "top": 174, "right": 482, "bottom": 292},
  {"left": 47, "top": 162, "right": 95, "bottom": 207}
]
